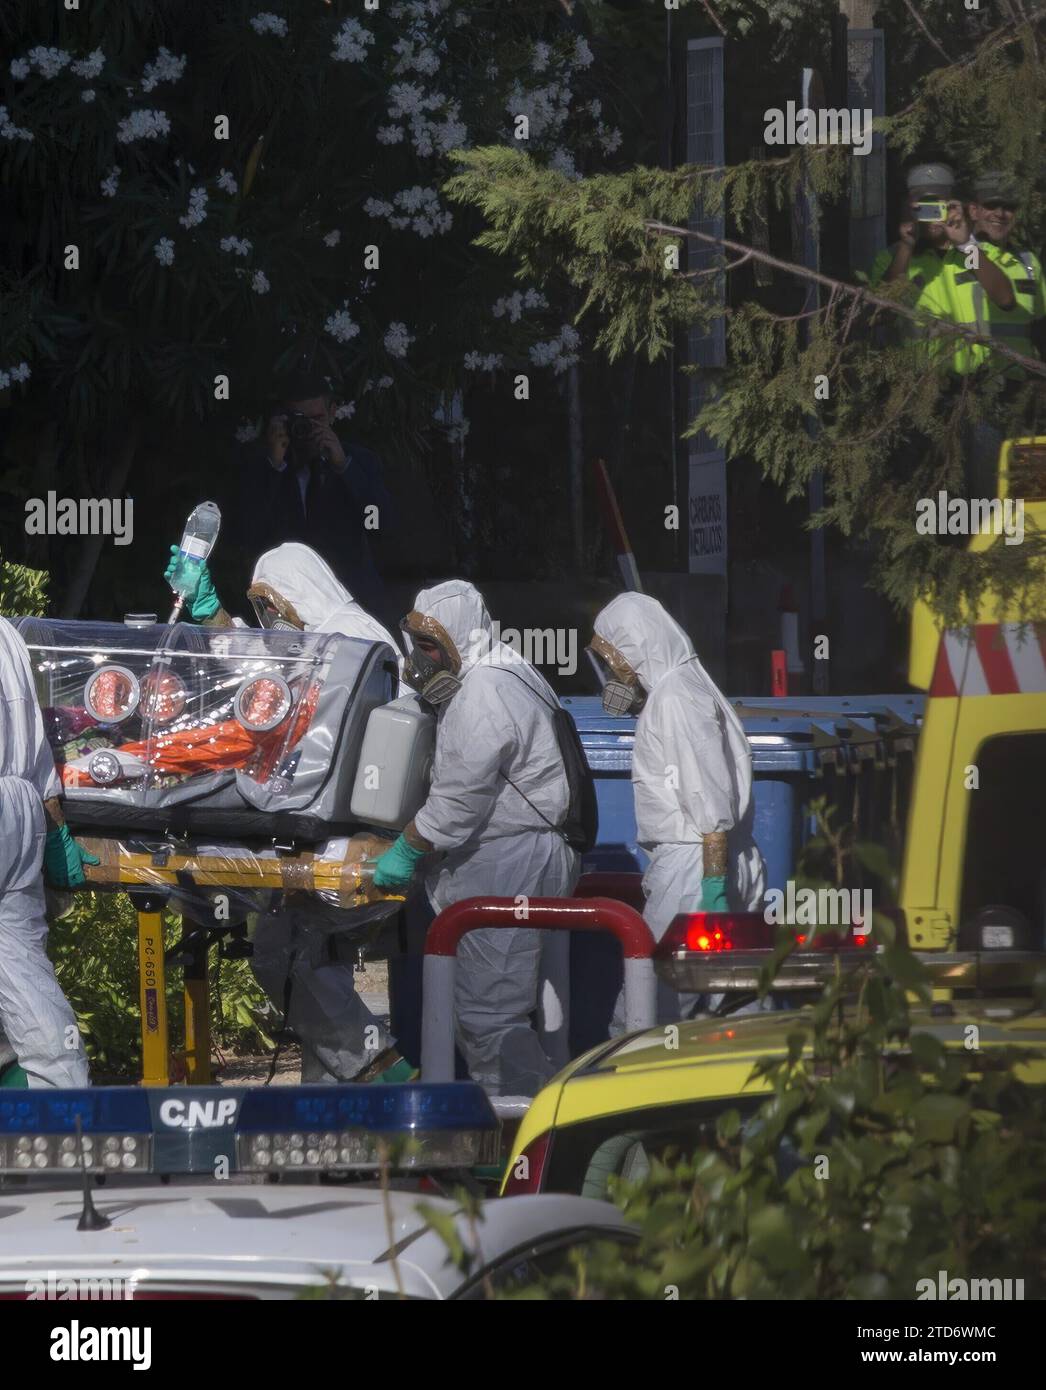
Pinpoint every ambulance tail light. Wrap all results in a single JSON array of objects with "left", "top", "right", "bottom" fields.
[
  {"left": 501, "top": 1130, "right": 552, "bottom": 1197},
  {"left": 656, "top": 912, "right": 874, "bottom": 957}
]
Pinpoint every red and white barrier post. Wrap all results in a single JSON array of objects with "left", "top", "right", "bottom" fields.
[{"left": 421, "top": 896, "right": 657, "bottom": 1083}]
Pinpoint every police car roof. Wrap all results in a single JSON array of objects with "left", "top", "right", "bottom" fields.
[{"left": 0, "top": 1186, "right": 633, "bottom": 1301}]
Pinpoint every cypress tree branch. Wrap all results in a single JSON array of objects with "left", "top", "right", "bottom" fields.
[{"left": 646, "top": 219, "right": 1046, "bottom": 379}]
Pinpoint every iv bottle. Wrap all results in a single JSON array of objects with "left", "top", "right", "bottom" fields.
[{"left": 170, "top": 502, "right": 222, "bottom": 598}]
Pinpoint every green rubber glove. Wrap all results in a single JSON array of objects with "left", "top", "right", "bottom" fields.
[
  {"left": 43, "top": 823, "right": 100, "bottom": 889},
  {"left": 372, "top": 833, "right": 426, "bottom": 891},
  {"left": 165, "top": 544, "right": 221, "bottom": 621},
  {"left": 700, "top": 875, "right": 730, "bottom": 913}
]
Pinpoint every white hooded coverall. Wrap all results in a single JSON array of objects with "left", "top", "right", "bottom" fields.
[
  {"left": 0, "top": 618, "right": 90, "bottom": 1087},
  {"left": 243, "top": 545, "right": 407, "bottom": 1082},
  {"left": 592, "top": 594, "right": 767, "bottom": 1027},
  {"left": 410, "top": 581, "right": 579, "bottom": 1096}
]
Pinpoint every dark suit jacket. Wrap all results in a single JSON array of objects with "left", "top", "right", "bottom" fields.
[{"left": 235, "top": 440, "right": 395, "bottom": 611}]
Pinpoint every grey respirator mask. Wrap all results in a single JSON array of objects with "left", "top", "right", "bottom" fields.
[
  {"left": 401, "top": 612, "right": 463, "bottom": 707},
  {"left": 587, "top": 641, "right": 646, "bottom": 716}
]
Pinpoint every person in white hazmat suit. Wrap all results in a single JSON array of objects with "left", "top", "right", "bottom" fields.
[
  {"left": 588, "top": 594, "right": 768, "bottom": 1027},
  {"left": 0, "top": 617, "right": 92, "bottom": 1088},
  {"left": 372, "top": 581, "right": 580, "bottom": 1096},
  {"left": 163, "top": 540, "right": 415, "bottom": 1083}
]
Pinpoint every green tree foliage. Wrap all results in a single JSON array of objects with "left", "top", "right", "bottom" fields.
[
  {"left": 447, "top": 11, "right": 1046, "bottom": 623},
  {"left": 0, "top": 557, "right": 48, "bottom": 616}
]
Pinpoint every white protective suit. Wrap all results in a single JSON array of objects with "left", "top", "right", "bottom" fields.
[
  {"left": 410, "top": 581, "right": 579, "bottom": 1096},
  {"left": 592, "top": 594, "right": 767, "bottom": 1027},
  {"left": 244, "top": 544, "right": 407, "bottom": 1082},
  {"left": 0, "top": 618, "right": 90, "bottom": 1087}
]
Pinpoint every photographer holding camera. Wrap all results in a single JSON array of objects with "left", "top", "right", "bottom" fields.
[{"left": 236, "top": 372, "right": 395, "bottom": 615}]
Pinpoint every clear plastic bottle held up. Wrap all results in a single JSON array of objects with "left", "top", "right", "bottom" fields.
[{"left": 167, "top": 502, "right": 222, "bottom": 623}]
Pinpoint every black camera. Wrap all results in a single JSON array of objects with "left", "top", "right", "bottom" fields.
[{"left": 284, "top": 410, "right": 314, "bottom": 445}]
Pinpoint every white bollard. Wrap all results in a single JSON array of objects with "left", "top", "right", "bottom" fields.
[
  {"left": 622, "top": 956, "right": 657, "bottom": 1034},
  {"left": 421, "top": 952, "right": 457, "bottom": 1082},
  {"left": 537, "top": 931, "right": 571, "bottom": 1070}
]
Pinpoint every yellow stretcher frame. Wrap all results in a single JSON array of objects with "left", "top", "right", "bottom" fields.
[{"left": 77, "top": 838, "right": 401, "bottom": 1087}]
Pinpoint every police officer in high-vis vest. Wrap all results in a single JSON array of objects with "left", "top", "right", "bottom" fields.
[
  {"left": 869, "top": 163, "right": 957, "bottom": 305},
  {"left": 968, "top": 171, "right": 1046, "bottom": 378},
  {"left": 916, "top": 190, "right": 1018, "bottom": 378}
]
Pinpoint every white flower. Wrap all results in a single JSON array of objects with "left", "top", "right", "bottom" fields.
[
  {"left": 573, "top": 36, "right": 595, "bottom": 68},
  {"left": 393, "top": 38, "right": 441, "bottom": 77},
  {"left": 384, "top": 322, "right": 413, "bottom": 358},
  {"left": 235, "top": 419, "right": 261, "bottom": 443},
  {"left": 9, "top": 362, "right": 31, "bottom": 384},
  {"left": 447, "top": 418, "right": 470, "bottom": 445},
  {"left": 388, "top": 83, "right": 428, "bottom": 118},
  {"left": 363, "top": 197, "right": 394, "bottom": 218},
  {"left": 464, "top": 352, "right": 503, "bottom": 371},
  {"left": 250, "top": 12, "right": 288, "bottom": 38},
  {"left": 532, "top": 41, "right": 550, "bottom": 73},
  {"left": 0, "top": 372, "right": 9, "bottom": 391},
  {"left": 251, "top": 270, "right": 270, "bottom": 294},
  {"left": 600, "top": 125, "right": 623, "bottom": 155},
  {"left": 332, "top": 18, "right": 374, "bottom": 63},
  {"left": 100, "top": 165, "right": 121, "bottom": 197},
  {"left": 323, "top": 229, "right": 341, "bottom": 247},
  {"left": 219, "top": 236, "right": 252, "bottom": 256},
  {"left": 178, "top": 186, "right": 208, "bottom": 229},
  {"left": 116, "top": 109, "right": 171, "bottom": 143},
  {"left": 549, "top": 147, "right": 577, "bottom": 179},
  {"left": 0, "top": 107, "right": 34, "bottom": 142},
  {"left": 588, "top": 99, "right": 603, "bottom": 119},
  {"left": 377, "top": 125, "right": 405, "bottom": 145},
  {"left": 217, "top": 168, "right": 238, "bottom": 194},
  {"left": 485, "top": 61, "right": 498, "bottom": 80},
  {"left": 377, "top": 375, "right": 393, "bottom": 389},
  {"left": 27, "top": 47, "right": 71, "bottom": 80},
  {"left": 9, "top": 59, "right": 30, "bottom": 81},
  {"left": 530, "top": 324, "right": 581, "bottom": 373},
  {"left": 71, "top": 48, "right": 105, "bottom": 79},
  {"left": 141, "top": 47, "right": 186, "bottom": 93},
  {"left": 154, "top": 238, "right": 176, "bottom": 266},
  {"left": 492, "top": 287, "right": 547, "bottom": 323},
  {"left": 81, "top": 89, "right": 96, "bottom": 103},
  {"left": 333, "top": 401, "right": 356, "bottom": 421},
  {"left": 325, "top": 309, "right": 360, "bottom": 344}
]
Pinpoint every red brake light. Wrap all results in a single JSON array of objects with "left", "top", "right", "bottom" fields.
[
  {"left": 655, "top": 912, "right": 875, "bottom": 958},
  {"left": 502, "top": 1130, "right": 551, "bottom": 1196}
]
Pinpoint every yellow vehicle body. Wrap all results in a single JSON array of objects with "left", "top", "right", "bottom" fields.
[
  {"left": 503, "top": 1003, "right": 1046, "bottom": 1195},
  {"left": 902, "top": 436, "right": 1046, "bottom": 951}
]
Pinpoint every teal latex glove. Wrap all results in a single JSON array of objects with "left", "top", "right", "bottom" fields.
[
  {"left": 372, "top": 834, "right": 426, "bottom": 891},
  {"left": 165, "top": 544, "right": 221, "bottom": 621},
  {"left": 700, "top": 875, "right": 730, "bottom": 913},
  {"left": 43, "top": 824, "right": 100, "bottom": 889}
]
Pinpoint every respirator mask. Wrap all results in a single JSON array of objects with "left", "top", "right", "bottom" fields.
[
  {"left": 587, "top": 634, "right": 646, "bottom": 716},
  {"left": 400, "top": 611, "right": 463, "bottom": 707},
  {"left": 247, "top": 582, "right": 305, "bottom": 633}
]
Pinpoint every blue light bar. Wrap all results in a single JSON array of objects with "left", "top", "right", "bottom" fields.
[
  {"left": 238, "top": 1083, "right": 497, "bottom": 1134},
  {"left": 0, "top": 1084, "right": 497, "bottom": 1176}
]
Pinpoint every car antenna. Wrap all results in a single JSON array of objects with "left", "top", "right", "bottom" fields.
[{"left": 75, "top": 1114, "right": 111, "bottom": 1232}]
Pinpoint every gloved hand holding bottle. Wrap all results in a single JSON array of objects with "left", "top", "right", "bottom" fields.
[
  {"left": 164, "top": 544, "right": 221, "bottom": 622},
  {"left": 43, "top": 821, "right": 100, "bottom": 889}
]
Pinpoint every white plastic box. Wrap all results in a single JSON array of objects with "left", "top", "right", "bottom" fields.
[{"left": 350, "top": 695, "right": 436, "bottom": 831}]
